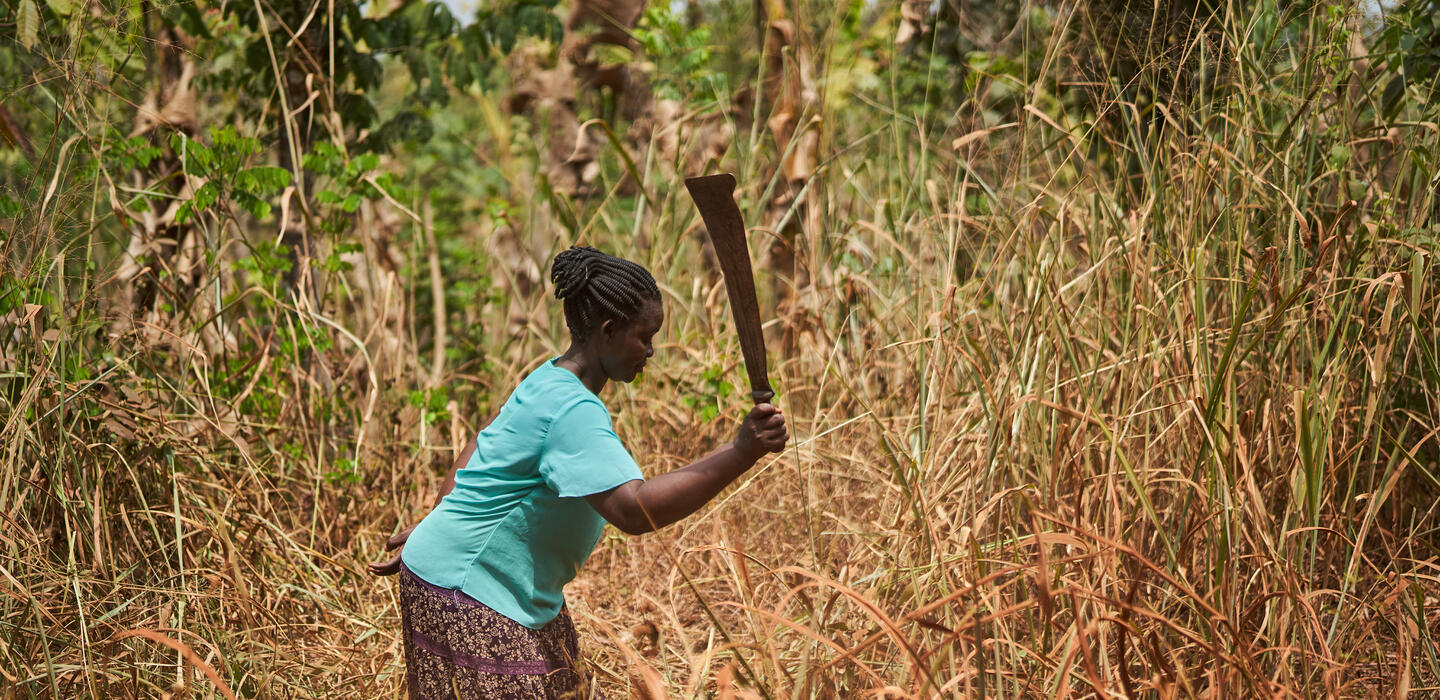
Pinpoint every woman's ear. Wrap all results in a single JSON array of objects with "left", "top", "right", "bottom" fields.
[{"left": 599, "top": 317, "right": 618, "bottom": 339}]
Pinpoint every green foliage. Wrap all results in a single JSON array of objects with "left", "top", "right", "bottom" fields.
[
  {"left": 171, "top": 126, "right": 291, "bottom": 224},
  {"left": 0, "top": 192, "right": 22, "bottom": 218},
  {"left": 162, "top": 0, "right": 211, "bottom": 39},
  {"left": 305, "top": 141, "right": 395, "bottom": 232},
  {"left": 1376, "top": 0, "right": 1440, "bottom": 117},
  {"left": 408, "top": 386, "right": 450, "bottom": 427},
  {"left": 234, "top": 240, "right": 292, "bottom": 291},
  {"left": 883, "top": 0, "right": 1048, "bottom": 122},
  {"left": 473, "top": 0, "right": 561, "bottom": 54},
  {"left": 210, "top": 0, "right": 515, "bottom": 153},
  {"left": 102, "top": 133, "right": 162, "bottom": 171},
  {"left": 682, "top": 364, "right": 734, "bottom": 423},
  {"left": 4, "top": 0, "right": 1440, "bottom": 695},
  {"left": 326, "top": 457, "right": 360, "bottom": 484},
  {"left": 634, "top": 4, "right": 717, "bottom": 102},
  {"left": 962, "top": 50, "right": 1031, "bottom": 120}
]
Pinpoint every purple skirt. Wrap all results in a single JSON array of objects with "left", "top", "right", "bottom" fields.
[{"left": 398, "top": 564, "right": 603, "bottom": 699}]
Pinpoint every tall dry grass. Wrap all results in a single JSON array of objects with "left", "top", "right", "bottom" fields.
[{"left": 2, "top": 0, "right": 1438, "bottom": 697}]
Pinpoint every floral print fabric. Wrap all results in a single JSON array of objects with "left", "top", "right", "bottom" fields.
[{"left": 399, "top": 564, "right": 601, "bottom": 699}]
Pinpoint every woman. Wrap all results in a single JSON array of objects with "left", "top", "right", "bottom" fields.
[{"left": 369, "top": 245, "right": 789, "bottom": 698}]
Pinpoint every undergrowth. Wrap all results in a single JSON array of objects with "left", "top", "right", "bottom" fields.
[{"left": 1, "top": 0, "right": 1438, "bottom": 696}]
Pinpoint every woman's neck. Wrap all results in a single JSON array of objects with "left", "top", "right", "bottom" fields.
[{"left": 556, "top": 345, "right": 607, "bottom": 395}]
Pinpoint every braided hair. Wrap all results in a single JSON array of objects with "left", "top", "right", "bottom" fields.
[{"left": 551, "top": 246, "right": 661, "bottom": 341}]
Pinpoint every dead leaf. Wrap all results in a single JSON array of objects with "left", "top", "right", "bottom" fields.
[
  {"left": 951, "top": 122, "right": 1017, "bottom": 151},
  {"left": 630, "top": 620, "right": 659, "bottom": 647},
  {"left": 0, "top": 104, "right": 34, "bottom": 159},
  {"left": 104, "top": 412, "right": 137, "bottom": 440},
  {"left": 896, "top": 0, "right": 927, "bottom": 46}
]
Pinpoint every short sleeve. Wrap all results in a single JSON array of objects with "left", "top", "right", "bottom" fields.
[{"left": 540, "top": 399, "right": 644, "bottom": 497}]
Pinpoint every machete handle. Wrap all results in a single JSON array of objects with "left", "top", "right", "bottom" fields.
[{"left": 752, "top": 390, "right": 775, "bottom": 405}]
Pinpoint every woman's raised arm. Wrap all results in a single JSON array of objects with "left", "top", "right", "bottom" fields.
[{"left": 585, "top": 403, "right": 788, "bottom": 535}]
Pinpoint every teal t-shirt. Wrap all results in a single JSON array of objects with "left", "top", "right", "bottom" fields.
[{"left": 401, "top": 359, "right": 644, "bottom": 629}]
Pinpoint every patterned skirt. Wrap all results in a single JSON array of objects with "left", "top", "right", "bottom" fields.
[{"left": 398, "top": 564, "right": 602, "bottom": 699}]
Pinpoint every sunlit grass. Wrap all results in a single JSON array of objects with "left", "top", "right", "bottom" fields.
[{"left": 2, "top": 0, "right": 1438, "bottom": 697}]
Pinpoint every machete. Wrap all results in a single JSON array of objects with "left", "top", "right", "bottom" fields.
[{"left": 685, "top": 173, "right": 774, "bottom": 405}]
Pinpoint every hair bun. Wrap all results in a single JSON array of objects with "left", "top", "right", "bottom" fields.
[
  {"left": 550, "top": 244, "right": 661, "bottom": 341},
  {"left": 552, "top": 245, "right": 601, "bottom": 299}
]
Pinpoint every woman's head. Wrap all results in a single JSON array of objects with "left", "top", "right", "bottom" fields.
[{"left": 552, "top": 246, "right": 663, "bottom": 382}]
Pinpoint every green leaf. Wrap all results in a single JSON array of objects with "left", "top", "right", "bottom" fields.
[
  {"left": 237, "top": 166, "right": 291, "bottom": 194},
  {"left": 303, "top": 142, "right": 345, "bottom": 177},
  {"left": 171, "top": 132, "right": 215, "bottom": 173},
  {"left": 18, "top": 0, "right": 39, "bottom": 50},
  {"left": 352, "top": 153, "right": 379, "bottom": 174},
  {"left": 193, "top": 181, "right": 219, "bottom": 210},
  {"left": 337, "top": 92, "right": 380, "bottom": 130},
  {"left": 365, "top": 173, "right": 395, "bottom": 199},
  {"left": 422, "top": 1, "right": 455, "bottom": 37},
  {"left": 427, "top": 386, "right": 447, "bottom": 412},
  {"left": 1328, "top": 144, "right": 1351, "bottom": 168},
  {"left": 0, "top": 195, "right": 23, "bottom": 218},
  {"left": 176, "top": 181, "right": 221, "bottom": 224},
  {"left": 234, "top": 191, "right": 271, "bottom": 219},
  {"left": 44, "top": 0, "right": 71, "bottom": 17},
  {"left": 176, "top": 0, "right": 212, "bottom": 39}
]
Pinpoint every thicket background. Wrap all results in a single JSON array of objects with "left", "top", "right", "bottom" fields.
[{"left": 2, "top": 0, "right": 1438, "bottom": 696}]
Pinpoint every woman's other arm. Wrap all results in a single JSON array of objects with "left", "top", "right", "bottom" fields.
[
  {"left": 367, "top": 435, "right": 478, "bottom": 575},
  {"left": 585, "top": 403, "right": 788, "bottom": 535}
]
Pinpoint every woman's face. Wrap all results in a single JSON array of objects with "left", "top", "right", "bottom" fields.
[{"left": 599, "top": 300, "right": 663, "bottom": 383}]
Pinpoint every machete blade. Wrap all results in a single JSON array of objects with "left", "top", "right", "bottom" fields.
[{"left": 685, "top": 173, "right": 774, "bottom": 405}]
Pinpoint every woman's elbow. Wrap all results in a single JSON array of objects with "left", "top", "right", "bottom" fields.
[
  {"left": 614, "top": 512, "right": 656, "bottom": 536},
  {"left": 614, "top": 521, "right": 652, "bottom": 536},
  {"left": 611, "top": 503, "right": 663, "bottom": 535},
  {"left": 589, "top": 485, "right": 655, "bottom": 535}
]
